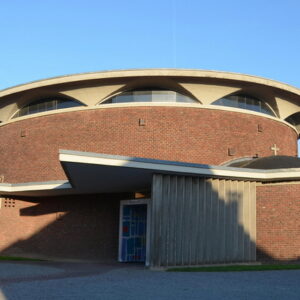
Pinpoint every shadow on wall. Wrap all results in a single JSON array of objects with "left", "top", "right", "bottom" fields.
[
  {"left": 151, "top": 176, "right": 256, "bottom": 266},
  {"left": 0, "top": 180, "right": 298, "bottom": 264},
  {"left": 0, "top": 193, "right": 134, "bottom": 261},
  {"left": 150, "top": 175, "right": 300, "bottom": 266}
]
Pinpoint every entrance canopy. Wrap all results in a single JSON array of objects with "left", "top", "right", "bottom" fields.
[
  {"left": 59, "top": 150, "right": 300, "bottom": 194},
  {"left": 2, "top": 150, "right": 300, "bottom": 196}
]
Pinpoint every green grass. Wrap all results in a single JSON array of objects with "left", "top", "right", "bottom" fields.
[
  {"left": 167, "top": 264, "right": 300, "bottom": 272},
  {"left": 0, "top": 256, "right": 44, "bottom": 261}
]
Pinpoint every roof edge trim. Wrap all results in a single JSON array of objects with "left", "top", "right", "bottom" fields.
[
  {"left": 1, "top": 69, "right": 300, "bottom": 98},
  {"left": 59, "top": 150, "right": 300, "bottom": 182},
  {"left": 0, "top": 180, "right": 71, "bottom": 192}
]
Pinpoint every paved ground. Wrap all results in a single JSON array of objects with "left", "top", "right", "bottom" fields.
[{"left": 0, "top": 261, "right": 300, "bottom": 300}]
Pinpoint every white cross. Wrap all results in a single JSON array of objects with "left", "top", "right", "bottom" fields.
[{"left": 271, "top": 144, "right": 280, "bottom": 155}]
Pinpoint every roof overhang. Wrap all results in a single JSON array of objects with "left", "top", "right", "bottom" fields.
[
  {"left": 2, "top": 150, "right": 300, "bottom": 197},
  {"left": 0, "top": 181, "right": 72, "bottom": 197},
  {"left": 59, "top": 150, "right": 300, "bottom": 184},
  {"left": 1, "top": 69, "right": 300, "bottom": 98}
]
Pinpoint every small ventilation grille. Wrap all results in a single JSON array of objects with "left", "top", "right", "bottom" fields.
[{"left": 2, "top": 198, "right": 16, "bottom": 208}]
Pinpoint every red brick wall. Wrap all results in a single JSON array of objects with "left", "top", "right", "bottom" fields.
[
  {"left": 256, "top": 183, "right": 300, "bottom": 261},
  {"left": 0, "top": 106, "right": 297, "bottom": 183},
  {"left": 1, "top": 182, "right": 300, "bottom": 262},
  {"left": 0, "top": 194, "right": 128, "bottom": 261}
]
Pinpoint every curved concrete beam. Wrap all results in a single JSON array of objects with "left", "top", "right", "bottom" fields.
[{"left": 1, "top": 69, "right": 300, "bottom": 98}]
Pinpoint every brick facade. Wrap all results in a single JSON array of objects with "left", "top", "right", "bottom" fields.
[
  {"left": 0, "top": 106, "right": 297, "bottom": 183},
  {"left": 0, "top": 70, "right": 299, "bottom": 264},
  {"left": 0, "top": 105, "right": 299, "bottom": 262},
  {"left": 256, "top": 183, "right": 300, "bottom": 261},
  {"left": 0, "top": 194, "right": 130, "bottom": 261}
]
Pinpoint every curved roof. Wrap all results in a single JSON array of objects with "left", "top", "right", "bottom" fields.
[
  {"left": 232, "top": 156, "right": 300, "bottom": 169},
  {"left": 1, "top": 69, "right": 300, "bottom": 98}
]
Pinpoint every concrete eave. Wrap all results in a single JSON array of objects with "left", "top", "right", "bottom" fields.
[
  {"left": 1, "top": 69, "right": 300, "bottom": 98},
  {"left": 0, "top": 181, "right": 72, "bottom": 196},
  {"left": 59, "top": 150, "right": 300, "bottom": 183},
  {"left": 2, "top": 150, "right": 300, "bottom": 197}
]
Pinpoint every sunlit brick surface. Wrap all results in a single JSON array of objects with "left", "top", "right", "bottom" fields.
[
  {"left": 257, "top": 183, "right": 300, "bottom": 261},
  {"left": 0, "top": 106, "right": 297, "bottom": 183}
]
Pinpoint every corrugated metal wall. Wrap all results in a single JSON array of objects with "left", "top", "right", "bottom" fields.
[{"left": 150, "top": 174, "right": 256, "bottom": 267}]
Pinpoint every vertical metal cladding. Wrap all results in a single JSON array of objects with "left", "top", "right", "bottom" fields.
[{"left": 150, "top": 174, "right": 256, "bottom": 267}]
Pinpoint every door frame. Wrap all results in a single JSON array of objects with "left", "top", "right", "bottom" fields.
[{"left": 118, "top": 198, "right": 151, "bottom": 266}]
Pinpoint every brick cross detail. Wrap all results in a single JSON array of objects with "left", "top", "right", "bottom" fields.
[{"left": 271, "top": 144, "right": 280, "bottom": 156}]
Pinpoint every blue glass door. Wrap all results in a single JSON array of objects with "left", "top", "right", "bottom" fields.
[{"left": 121, "top": 204, "right": 147, "bottom": 262}]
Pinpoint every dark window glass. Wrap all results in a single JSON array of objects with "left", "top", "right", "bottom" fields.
[
  {"left": 18, "top": 106, "right": 29, "bottom": 117},
  {"left": 45, "top": 100, "right": 56, "bottom": 111},
  {"left": 13, "top": 97, "right": 83, "bottom": 118},
  {"left": 212, "top": 94, "right": 275, "bottom": 116},
  {"left": 37, "top": 101, "right": 47, "bottom": 111},
  {"left": 285, "top": 113, "right": 300, "bottom": 126},
  {"left": 101, "top": 89, "right": 198, "bottom": 104},
  {"left": 28, "top": 103, "right": 39, "bottom": 114},
  {"left": 57, "top": 99, "right": 80, "bottom": 109}
]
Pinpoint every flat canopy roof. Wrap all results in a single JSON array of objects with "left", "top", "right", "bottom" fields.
[{"left": 2, "top": 150, "right": 300, "bottom": 196}]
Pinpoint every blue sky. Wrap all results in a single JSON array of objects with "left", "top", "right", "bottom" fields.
[{"left": 0, "top": 0, "right": 300, "bottom": 90}]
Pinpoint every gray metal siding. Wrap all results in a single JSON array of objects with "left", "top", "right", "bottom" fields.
[{"left": 150, "top": 174, "right": 256, "bottom": 267}]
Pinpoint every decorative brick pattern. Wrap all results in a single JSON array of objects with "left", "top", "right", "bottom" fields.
[
  {"left": 256, "top": 183, "right": 300, "bottom": 261},
  {"left": 0, "top": 107, "right": 297, "bottom": 183}
]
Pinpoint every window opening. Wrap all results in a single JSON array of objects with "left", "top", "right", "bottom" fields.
[
  {"left": 212, "top": 94, "right": 275, "bottom": 116},
  {"left": 13, "top": 97, "right": 84, "bottom": 118},
  {"left": 101, "top": 89, "right": 198, "bottom": 104}
]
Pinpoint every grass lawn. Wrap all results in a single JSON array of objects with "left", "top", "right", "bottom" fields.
[
  {"left": 0, "top": 256, "right": 44, "bottom": 261},
  {"left": 167, "top": 264, "right": 300, "bottom": 272}
]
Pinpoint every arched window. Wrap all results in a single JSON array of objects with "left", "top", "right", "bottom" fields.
[
  {"left": 285, "top": 114, "right": 300, "bottom": 156},
  {"left": 100, "top": 89, "right": 198, "bottom": 104},
  {"left": 12, "top": 97, "right": 84, "bottom": 118},
  {"left": 211, "top": 94, "right": 275, "bottom": 116},
  {"left": 285, "top": 112, "right": 300, "bottom": 127}
]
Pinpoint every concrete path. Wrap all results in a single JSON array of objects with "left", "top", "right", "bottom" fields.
[{"left": 0, "top": 261, "right": 300, "bottom": 299}]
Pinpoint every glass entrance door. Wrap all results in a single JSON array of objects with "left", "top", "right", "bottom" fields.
[{"left": 119, "top": 201, "right": 149, "bottom": 263}]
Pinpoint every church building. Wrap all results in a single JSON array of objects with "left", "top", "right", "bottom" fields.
[{"left": 0, "top": 69, "right": 299, "bottom": 267}]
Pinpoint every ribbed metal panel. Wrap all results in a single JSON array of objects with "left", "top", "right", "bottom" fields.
[{"left": 150, "top": 174, "right": 256, "bottom": 267}]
